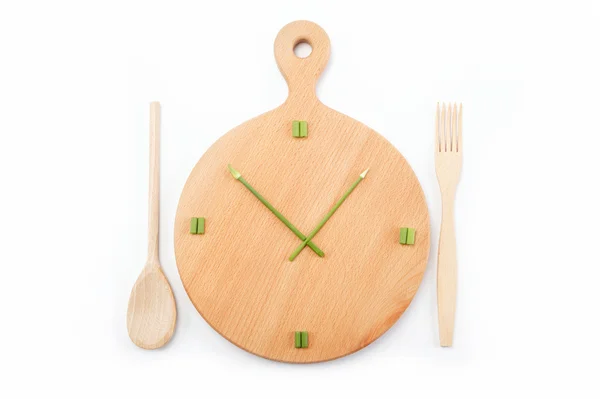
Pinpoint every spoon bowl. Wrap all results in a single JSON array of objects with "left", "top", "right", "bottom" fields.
[{"left": 127, "top": 264, "right": 176, "bottom": 349}]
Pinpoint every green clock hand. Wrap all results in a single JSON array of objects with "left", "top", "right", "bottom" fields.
[
  {"left": 288, "top": 168, "right": 369, "bottom": 261},
  {"left": 228, "top": 164, "right": 324, "bottom": 257}
]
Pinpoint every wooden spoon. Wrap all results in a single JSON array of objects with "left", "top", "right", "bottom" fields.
[{"left": 127, "top": 102, "right": 176, "bottom": 349}]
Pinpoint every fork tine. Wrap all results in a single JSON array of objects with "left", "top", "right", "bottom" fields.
[
  {"left": 451, "top": 103, "right": 458, "bottom": 152},
  {"left": 458, "top": 103, "right": 462, "bottom": 152},
  {"left": 450, "top": 103, "right": 454, "bottom": 151},
  {"left": 445, "top": 102, "right": 451, "bottom": 152},
  {"left": 435, "top": 102, "right": 440, "bottom": 152},
  {"left": 441, "top": 103, "right": 446, "bottom": 152}
]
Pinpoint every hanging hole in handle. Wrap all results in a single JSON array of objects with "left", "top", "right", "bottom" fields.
[
  {"left": 274, "top": 21, "right": 331, "bottom": 96},
  {"left": 293, "top": 40, "right": 312, "bottom": 58}
]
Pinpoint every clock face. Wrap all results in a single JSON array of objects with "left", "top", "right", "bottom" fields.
[{"left": 174, "top": 105, "right": 430, "bottom": 363}]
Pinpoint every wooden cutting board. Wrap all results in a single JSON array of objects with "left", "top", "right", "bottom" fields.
[{"left": 174, "top": 20, "right": 430, "bottom": 363}]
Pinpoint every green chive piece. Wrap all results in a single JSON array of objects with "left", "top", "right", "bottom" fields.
[
  {"left": 197, "top": 217, "right": 205, "bottom": 234},
  {"left": 289, "top": 169, "right": 369, "bottom": 261},
  {"left": 399, "top": 228, "right": 408, "bottom": 244},
  {"left": 292, "top": 120, "right": 300, "bottom": 137},
  {"left": 228, "top": 165, "right": 324, "bottom": 257},
  {"left": 299, "top": 121, "right": 308, "bottom": 137},
  {"left": 227, "top": 164, "right": 241, "bottom": 180},
  {"left": 295, "top": 331, "right": 302, "bottom": 348},
  {"left": 301, "top": 331, "right": 308, "bottom": 348},
  {"left": 406, "top": 228, "right": 415, "bottom": 245},
  {"left": 190, "top": 218, "right": 198, "bottom": 234}
]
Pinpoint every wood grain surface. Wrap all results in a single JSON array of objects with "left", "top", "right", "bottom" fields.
[{"left": 174, "top": 21, "right": 430, "bottom": 363}]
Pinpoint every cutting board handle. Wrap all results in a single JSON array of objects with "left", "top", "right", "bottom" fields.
[{"left": 274, "top": 20, "right": 330, "bottom": 102}]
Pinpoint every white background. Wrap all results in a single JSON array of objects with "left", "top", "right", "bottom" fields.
[{"left": 1, "top": 0, "right": 599, "bottom": 397}]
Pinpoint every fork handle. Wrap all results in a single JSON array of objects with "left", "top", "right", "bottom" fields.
[{"left": 437, "top": 195, "right": 457, "bottom": 347}]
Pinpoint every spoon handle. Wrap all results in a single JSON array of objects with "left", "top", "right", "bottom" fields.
[{"left": 147, "top": 102, "right": 160, "bottom": 265}]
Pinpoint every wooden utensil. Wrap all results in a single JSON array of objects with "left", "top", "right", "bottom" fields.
[
  {"left": 174, "top": 21, "right": 430, "bottom": 363},
  {"left": 127, "top": 102, "right": 176, "bottom": 349},
  {"left": 435, "top": 102, "right": 463, "bottom": 347}
]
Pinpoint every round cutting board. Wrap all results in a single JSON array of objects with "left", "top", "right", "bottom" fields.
[{"left": 175, "top": 21, "right": 430, "bottom": 363}]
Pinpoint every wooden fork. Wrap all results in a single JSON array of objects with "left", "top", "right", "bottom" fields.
[{"left": 435, "top": 102, "right": 462, "bottom": 347}]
